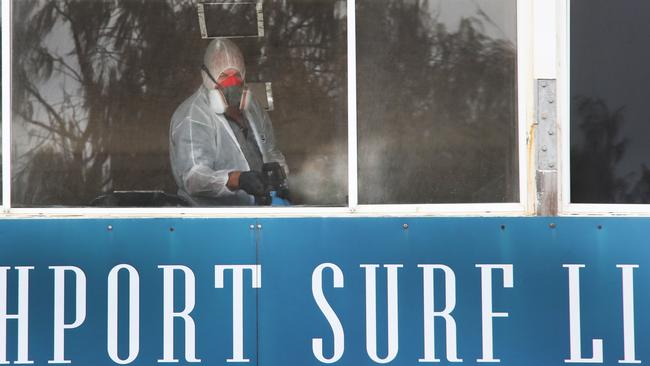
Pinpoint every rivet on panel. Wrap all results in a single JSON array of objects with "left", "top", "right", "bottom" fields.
[
  {"left": 107, "top": 225, "right": 113, "bottom": 231},
  {"left": 249, "top": 224, "right": 255, "bottom": 230},
  {"left": 549, "top": 223, "right": 557, "bottom": 229},
  {"left": 169, "top": 227, "right": 175, "bottom": 232},
  {"left": 500, "top": 224, "right": 506, "bottom": 231},
  {"left": 257, "top": 224, "right": 263, "bottom": 230},
  {"left": 403, "top": 224, "right": 409, "bottom": 230}
]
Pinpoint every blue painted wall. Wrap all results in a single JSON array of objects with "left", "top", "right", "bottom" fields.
[{"left": 1, "top": 217, "right": 649, "bottom": 365}]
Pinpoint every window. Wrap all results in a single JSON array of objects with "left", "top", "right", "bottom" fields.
[
  {"left": 11, "top": 0, "right": 347, "bottom": 208},
  {"left": 0, "top": 6, "right": 2, "bottom": 207},
  {"left": 3, "top": 0, "right": 527, "bottom": 214},
  {"left": 356, "top": 0, "right": 519, "bottom": 204},
  {"left": 570, "top": 0, "right": 650, "bottom": 204}
]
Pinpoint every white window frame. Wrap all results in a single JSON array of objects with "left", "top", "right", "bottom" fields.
[
  {"left": 1, "top": 0, "right": 10, "bottom": 215},
  {"left": 558, "top": 0, "right": 650, "bottom": 216},
  {"left": 1, "top": 0, "right": 533, "bottom": 218}
]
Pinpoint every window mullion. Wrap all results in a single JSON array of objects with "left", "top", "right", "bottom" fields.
[
  {"left": 2, "top": 0, "right": 11, "bottom": 213},
  {"left": 559, "top": 0, "right": 570, "bottom": 213},
  {"left": 347, "top": 0, "right": 358, "bottom": 210}
]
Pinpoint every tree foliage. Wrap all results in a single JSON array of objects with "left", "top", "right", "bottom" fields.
[
  {"left": 357, "top": 0, "right": 518, "bottom": 203},
  {"left": 13, "top": 0, "right": 519, "bottom": 206}
]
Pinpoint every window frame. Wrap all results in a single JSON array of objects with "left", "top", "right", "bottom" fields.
[
  {"left": 1, "top": 0, "right": 9, "bottom": 214},
  {"left": 1, "top": 0, "right": 533, "bottom": 217},
  {"left": 558, "top": 0, "right": 650, "bottom": 216}
]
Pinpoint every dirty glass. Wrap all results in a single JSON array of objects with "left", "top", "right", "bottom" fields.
[
  {"left": 199, "top": 2, "right": 261, "bottom": 38},
  {"left": 357, "top": 0, "right": 518, "bottom": 204},
  {"left": 11, "top": 0, "right": 347, "bottom": 208},
  {"left": 0, "top": 9, "right": 2, "bottom": 206},
  {"left": 571, "top": 0, "right": 650, "bottom": 204}
]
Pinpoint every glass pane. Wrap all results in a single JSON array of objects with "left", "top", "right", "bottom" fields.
[
  {"left": 12, "top": 0, "right": 347, "bottom": 208},
  {"left": 357, "top": 0, "right": 518, "bottom": 204},
  {"left": 571, "top": 0, "right": 650, "bottom": 204},
  {"left": 0, "top": 8, "right": 2, "bottom": 206}
]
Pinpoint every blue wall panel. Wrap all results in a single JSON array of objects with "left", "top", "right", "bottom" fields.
[
  {"left": 258, "top": 218, "right": 650, "bottom": 365},
  {"left": 0, "top": 219, "right": 258, "bottom": 365},
  {"left": 0, "top": 217, "right": 649, "bottom": 365}
]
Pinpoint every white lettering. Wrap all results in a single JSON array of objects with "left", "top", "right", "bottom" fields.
[
  {"left": 214, "top": 265, "right": 261, "bottom": 363},
  {"left": 418, "top": 264, "right": 462, "bottom": 363},
  {"left": 0, "top": 266, "right": 34, "bottom": 365},
  {"left": 564, "top": 264, "right": 603, "bottom": 363},
  {"left": 107, "top": 265, "right": 140, "bottom": 364},
  {"left": 361, "top": 264, "right": 402, "bottom": 364},
  {"left": 617, "top": 265, "right": 640, "bottom": 364},
  {"left": 48, "top": 266, "right": 87, "bottom": 364},
  {"left": 157, "top": 265, "right": 200, "bottom": 363},
  {"left": 476, "top": 264, "right": 514, "bottom": 363},
  {"left": 312, "top": 263, "right": 345, "bottom": 364}
]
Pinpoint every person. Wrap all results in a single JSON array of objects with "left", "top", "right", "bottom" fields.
[{"left": 170, "top": 39, "right": 288, "bottom": 206}]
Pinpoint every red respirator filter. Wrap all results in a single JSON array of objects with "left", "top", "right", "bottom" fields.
[{"left": 218, "top": 74, "right": 243, "bottom": 88}]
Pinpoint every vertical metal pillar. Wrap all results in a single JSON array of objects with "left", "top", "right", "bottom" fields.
[{"left": 535, "top": 79, "right": 558, "bottom": 215}]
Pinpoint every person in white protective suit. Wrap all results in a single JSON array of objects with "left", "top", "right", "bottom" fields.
[{"left": 170, "top": 39, "right": 288, "bottom": 206}]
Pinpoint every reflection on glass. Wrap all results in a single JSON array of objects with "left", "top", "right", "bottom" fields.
[
  {"left": 357, "top": 0, "right": 518, "bottom": 204},
  {"left": 571, "top": 0, "right": 650, "bottom": 203},
  {"left": 1, "top": 8, "right": 2, "bottom": 206},
  {"left": 199, "top": 2, "right": 262, "bottom": 38},
  {"left": 12, "top": 0, "right": 347, "bottom": 207}
]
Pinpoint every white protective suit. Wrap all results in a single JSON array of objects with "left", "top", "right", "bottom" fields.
[{"left": 170, "top": 39, "right": 288, "bottom": 206}]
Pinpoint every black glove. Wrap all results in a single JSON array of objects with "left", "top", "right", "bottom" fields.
[
  {"left": 261, "top": 162, "right": 290, "bottom": 202},
  {"left": 255, "top": 194, "right": 273, "bottom": 206},
  {"left": 238, "top": 171, "right": 267, "bottom": 196}
]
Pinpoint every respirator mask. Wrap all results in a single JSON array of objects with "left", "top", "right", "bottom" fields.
[{"left": 202, "top": 65, "right": 252, "bottom": 114}]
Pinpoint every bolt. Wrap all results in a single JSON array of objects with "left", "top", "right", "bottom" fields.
[
  {"left": 548, "top": 162, "right": 555, "bottom": 168},
  {"left": 548, "top": 99, "right": 555, "bottom": 104},
  {"left": 500, "top": 224, "right": 506, "bottom": 230},
  {"left": 541, "top": 114, "right": 548, "bottom": 120},
  {"left": 249, "top": 224, "right": 255, "bottom": 230},
  {"left": 597, "top": 224, "right": 603, "bottom": 230},
  {"left": 257, "top": 224, "right": 262, "bottom": 230},
  {"left": 549, "top": 223, "right": 557, "bottom": 229},
  {"left": 403, "top": 223, "right": 409, "bottom": 230},
  {"left": 169, "top": 227, "right": 175, "bottom": 232},
  {"left": 541, "top": 81, "right": 547, "bottom": 88},
  {"left": 541, "top": 145, "right": 548, "bottom": 152},
  {"left": 548, "top": 130, "right": 554, "bottom": 136},
  {"left": 107, "top": 225, "right": 113, "bottom": 231}
]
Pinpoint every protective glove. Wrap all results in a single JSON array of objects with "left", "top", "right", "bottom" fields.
[
  {"left": 261, "top": 162, "right": 290, "bottom": 202},
  {"left": 255, "top": 194, "right": 273, "bottom": 206},
  {"left": 238, "top": 171, "right": 267, "bottom": 196}
]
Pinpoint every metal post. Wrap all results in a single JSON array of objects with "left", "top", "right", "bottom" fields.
[{"left": 535, "top": 79, "right": 558, "bottom": 216}]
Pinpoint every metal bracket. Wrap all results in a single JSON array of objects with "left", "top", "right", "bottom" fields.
[
  {"left": 536, "top": 79, "right": 557, "bottom": 170},
  {"left": 198, "top": 2, "right": 265, "bottom": 39},
  {"left": 535, "top": 79, "right": 558, "bottom": 216}
]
